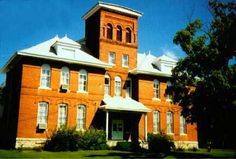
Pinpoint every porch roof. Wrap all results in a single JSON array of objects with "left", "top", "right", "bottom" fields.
[{"left": 100, "top": 96, "right": 151, "bottom": 113}]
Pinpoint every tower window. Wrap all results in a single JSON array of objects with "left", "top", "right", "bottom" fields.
[
  {"left": 107, "top": 23, "right": 113, "bottom": 40},
  {"left": 116, "top": 25, "right": 122, "bottom": 41},
  {"left": 126, "top": 28, "right": 132, "bottom": 43}
]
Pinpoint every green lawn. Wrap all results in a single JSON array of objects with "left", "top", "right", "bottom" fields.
[{"left": 0, "top": 149, "right": 235, "bottom": 158}]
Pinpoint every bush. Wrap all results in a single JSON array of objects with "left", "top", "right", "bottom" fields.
[
  {"left": 115, "top": 141, "right": 140, "bottom": 151},
  {"left": 44, "top": 126, "right": 79, "bottom": 151},
  {"left": 147, "top": 133, "right": 175, "bottom": 153},
  {"left": 77, "top": 127, "right": 108, "bottom": 150},
  {"left": 44, "top": 127, "right": 107, "bottom": 151}
]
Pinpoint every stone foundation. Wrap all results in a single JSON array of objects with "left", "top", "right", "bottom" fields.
[{"left": 15, "top": 138, "right": 47, "bottom": 149}]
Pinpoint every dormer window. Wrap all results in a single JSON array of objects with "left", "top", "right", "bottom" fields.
[
  {"left": 126, "top": 28, "right": 132, "bottom": 43},
  {"left": 116, "top": 25, "right": 122, "bottom": 41},
  {"left": 107, "top": 23, "right": 113, "bottom": 40}
]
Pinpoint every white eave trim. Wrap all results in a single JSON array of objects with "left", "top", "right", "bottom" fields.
[
  {"left": 1, "top": 53, "right": 18, "bottom": 73},
  {"left": 17, "top": 51, "right": 112, "bottom": 69},
  {"left": 130, "top": 69, "right": 172, "bottom": 77},
  {"left": 82, "top": 2, "right": 143, "bottom": 20}
]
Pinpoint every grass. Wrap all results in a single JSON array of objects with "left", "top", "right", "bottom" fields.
[{"left": 0, "top": 149, "right": 235, "bottom": 158}]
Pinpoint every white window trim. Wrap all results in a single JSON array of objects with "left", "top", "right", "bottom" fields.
[
  {"left": 78, "top": 69, "right": 88, "bottom": 93},
  {"left": 180, "top": 114, "right": 187, "bottom": 135},
  {"left": 108, "top": 52, "right": 116, "bottom": 65},
  {"left": 153, "top": 110, "right": 160, "bottom": 134},
  {"left": 115, "top": 76, "right": 122, "bottom": 96},
  {"left": 166, "top": 81, "right": 172, "bottom": 102},
  {"left": 37, "top": 102, "right": 48, "bottom": 125},
  {"left": 167, "top": 112, "right": 174, "bottom": 134},
  {"left": 125, "top": 78, "right": 132, "bottom": 98},
  {"left": 39, "top": 64, "right": 51, "bottom": 89},
  {"left": 122, "top": 54, "right": 129, "bottom": 67},
  {"left": 153, "top": 79, "right": 160, "bottom": 99},
  {"left": 60, "top": 66, "right": 70, "bottom": 89},
  {"left": 76, "top": 105, "right": 86, "bottom": 130},
  {"left": 58, "top": 104, "right": 68, "bottom": 128},
  {"left": 104, "top": 74, "right": 111, "bottom": 95}
]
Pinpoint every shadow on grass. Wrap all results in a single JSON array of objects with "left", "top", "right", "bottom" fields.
[
  {"left": 86, "top": 152, "right": 165, "bottom": 158},
  {"left": 86, "top": 151, "right": 214, "bottom": 158}
]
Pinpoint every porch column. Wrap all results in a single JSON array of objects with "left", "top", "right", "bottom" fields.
[
  {"left": 106, "top": 111, "right": 109, "bottom": 140},
  {"left": 144, "top": 113, "right": 147, "bottom": 141}
]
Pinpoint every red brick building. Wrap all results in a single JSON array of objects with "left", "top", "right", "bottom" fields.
[{"left": 1, "top": 2, "right": 198, "bottom": 148}]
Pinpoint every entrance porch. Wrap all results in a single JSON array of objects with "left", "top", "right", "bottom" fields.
[{"left": 99, "top": 96, "right": 151, "bottom": 142}]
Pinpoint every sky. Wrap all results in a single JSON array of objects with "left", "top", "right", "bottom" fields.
[{"left": 0, "top": 0, "right": 213, "bottom": 84}]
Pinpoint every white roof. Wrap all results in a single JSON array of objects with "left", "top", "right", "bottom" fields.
[
  {"left": 130, "top": 53, "right": 177, "bottom": 77},
  {"left": 83, "top": 1, "right": 143, "bottom": 20},
  {"left": 100, "top": 96, "right": 151, "bottom": 113},
  {"left": 2, "top": 35, "right": 112, "bottom": 73}
]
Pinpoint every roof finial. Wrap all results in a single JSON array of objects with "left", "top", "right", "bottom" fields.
[
  {"left": 65, "top": 34, "right": 67, "bottom": 37},
  {"left": 55, "top": 34, "right": 59, "bottom": 38},
  {"left": 148, "top": 50, "right": 151, "bottom": 55}
]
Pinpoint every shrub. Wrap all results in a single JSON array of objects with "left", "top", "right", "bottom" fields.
[
  {"left": 147, "top": 133, "right": 175, "bottom": 153},
  {"left": 115, "top": 141, "right": 140, "bottom": 151},
  {"left": 77, "top": 127, "right": 108, "bottom": 150},
  {"left": 44, "top": 126, "right": 80, "bottom": 151}
]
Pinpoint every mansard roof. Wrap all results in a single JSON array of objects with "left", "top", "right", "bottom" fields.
[
  {"left": 1, "top": 35, "right": 112, "bottom": 73},
  {"left": 130, "top": 53, "right": 177, "bottom": 77},
  {"left": 82, "top": 1, "right": 143, "bottom": 20}
]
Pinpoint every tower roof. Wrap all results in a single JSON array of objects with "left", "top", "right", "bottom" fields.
[{"left": 82, "top": 1, "right": 143, "bottom": 20}]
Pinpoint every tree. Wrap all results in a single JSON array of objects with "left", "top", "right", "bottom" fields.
[{"left": 168, "top": 0, "right": 236, "bottom": 148}]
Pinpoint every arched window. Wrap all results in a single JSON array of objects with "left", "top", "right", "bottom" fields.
[
  {"left": 107, "top": 23, "right": 113, "bottom": 40},
  {"left": 167, "top": 112, "right": 174, "bottom": 134},
  {"left": 104, "top": 74, "right": 110, "bottom": 95},
  {"left": 58, "top": 103, "right": 68, "bottom": 127},
  {"left": 61, "top": 66, "right": 69, "bottom": 86},
  {"left": 153, "top": 111, "right": 160, "bottom": 133},
  {"left": 126, "top": 78, "right": 132, "bottom": 98},
  {"left": 40, "top": 64, "right": 51, "bottom": 88},
  {"left": 180, "top": 114, "right": 187, "bottom": 134},
  {"left": 126, "top": 28, "right": 132, "bottom": 43},
  {"left": 79, "top": 69, "right": 87, "bottom": 92},
  {"left": 166, "top": 81, "right": 172, "bottom": 101},
  {"left": 37, "top": 102, "right": 48, "bottom": 125},
  {"left": 153, "top": 79, "right": 160, "bottom": 99},
  {"left": 116, "top": 25, "right": 122, "bottom": 41},
  {"left": 115, "top": 76, "right": 122, "bottom": 96},
  {"left": 77, "top": 105, "right": 86, "bottom": 129}
]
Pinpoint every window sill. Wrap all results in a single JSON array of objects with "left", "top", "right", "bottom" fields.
[
  {"left": 122, "top": 65, "right": 129, "bottom": 68},
  {"left": 77, "top": 91, "right": 88, "bottom": 94},
  {"left": 167, "top": 133, "right": 174, "bottom": 135},
  {"left": 166, "top": 99, "right": 172, "bottom": 102},
  {"left": 152, "top": 98, "right": 161, "bottom": 101},
  {"left": 180, "top": 133, "right": 187, "bottom": 136},
  {"left": 38, "top": 87, "right": 52, "bottom": 90}
]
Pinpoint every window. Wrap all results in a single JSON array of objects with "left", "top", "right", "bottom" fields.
[
  {"left": 77, "top": 105, "right": 86, "bottom": 129},
  {"left": 126, "top": 78, "right": 132, "bottom": 98},
  {"left": 79, "top": 69, "right": 87, "bottom": 92},
  {"left": 37, "top": 102, "right": 48, "bottom": 124},
  {"left": 107, "top": 23, "right": 113, "bottom": 40},
  {"left": 40, "top": 64, "right": 51, "bottom": 88},
  {"left": 153, "top": 79, "right": 160, "bottom": 99},
  {"left": 166, "top": 81, "right": 172, "bottom": 101},
  {"left": 115, "top": 76, "right": 122, "bottom": 96},
  {"left": 122, "top": 54, "right": 129, "bottom": 67},
  {"left": 167, "top": 112, "right": 174, "bottom": 134},
  {"left": 61, "top": 66, "right": 69, "bottom": 86},
  {"left": 153, "top": 111, "right": 160, "bottom": 133},
  {"left": 180, "top": 114, "right": 187, "bottom": 134},
  {"left": 126, "top": 28, "right": 132, "bottom": 43},
  {"left": 58, "top": 104, "right": 67, "bottom": 127},
  {"left": 109, "top": 52, "right": 115, "bottom": 65},
  {"left": 104, "top": 74, "right": 110, "bottom": 95},
  {"left": 116, "top": 25, "right": 122, "bottom": 41}
]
